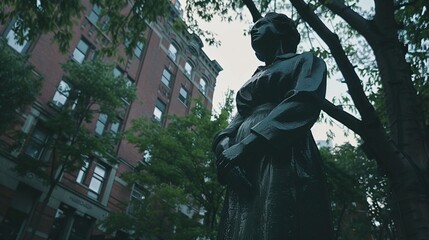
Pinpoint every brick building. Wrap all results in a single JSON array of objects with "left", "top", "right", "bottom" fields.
[{"left": 0, "top": 1, "right": 222, "bottom": 239}]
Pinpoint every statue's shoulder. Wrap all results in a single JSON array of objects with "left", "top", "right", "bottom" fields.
[
  {"left": 299, "top": 51, "right": 321, "bottom": 60},
  {"left": 293, "top": 52, "right": 327, "bottom": 69},
  {"left": 276, "top": 52, "right": 319, "bottom": 62}
]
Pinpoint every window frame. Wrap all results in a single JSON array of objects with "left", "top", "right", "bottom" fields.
[
  {"left": 95, "top": 112, "right": 123, "bottom": 137},
  {"left": 76, "top": 158, "right": 91, "bottom": 184},
  {"left": 199, "top": 77, "right": 207, "bottom": 94},
  {"left": 184, "top": 61, "right": 193, "bottom": 78},
  {"left": 52, "top": 80, "right": 72, "bottom": 107},
  {"left": 23, "top": 123, "right": 50, "bottom": 161},
  {"left": 72, "top": 38, "right": 90, "bottom": 63},
  {"left": 95, "top": 113, "right": 108, "bottom": 136},
  {"left": 128, "top": 184, "right": 145, "bottom": 215},
  {"left": 153, "top": 99, "right": 166, "bottom": 122},
  {"left": 4, "top": 18, "right": 30, "bottom": 53},
  {"left": 167, "top": 43, "right": 178, "bottom": 61},
  {"left": 161, "top": 68, "right": 172, "bottom": 87},
  {"left": 134, "top": 41, "right": 144, "bottom": 59},
  {"left": 87, "top": 163, "right": 107, "bottom": 199},
  {"left": 178, "top": 85, "right": 189, "bottom": 105},
  {"left": 87, "top": 5, "right": 101, "bottom": 24}
]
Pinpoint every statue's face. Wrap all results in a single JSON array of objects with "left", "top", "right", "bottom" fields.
[{"left": 251, "top": 18, "right": 282, "bottom": 62}]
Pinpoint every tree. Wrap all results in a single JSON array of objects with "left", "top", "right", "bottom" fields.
[
  {"left": 13, "top": 60, "right": 135, "bottom": 239},
  {"left": 212, "top": 0, "right": 427, "bottom": 238},
  {"left": 290, "top": 1, "right": 429, "bottom": 239},
  {"left": 0, "top": 0, "right": 170, "bottom": 55},
  {"left": 102, "top": 93, "right": 234, "bottom": 240},
  {"left": 0, "top": 0, "right": 223, "bottom": 56},
  {"left": 322, "top": 143, "right": 395, "bottom": 239},
  {"left": 184, "top": 0, "right": 429, "bottom": 238},
  {"left": 0, "top": 39, "right": 42, "bottom": 135}
]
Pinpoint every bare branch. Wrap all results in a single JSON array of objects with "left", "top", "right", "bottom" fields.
[
  {"left": 242, "top": 0, "right": 263, "bottom": 22},
  {"left": 374, "top": 0, "right": 395, "bottom": 21},
  {"left": 321, "top": 99, "right": 363, "bottom": 136},
  {"left": 290, "top": 0, "right": 380, "bottom": 126},
  {"left": 319, "top": 0, "right": 375, "bottom": 40}
]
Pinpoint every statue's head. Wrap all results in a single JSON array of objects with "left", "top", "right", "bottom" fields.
[{"left": 251, "top": 12, "right": 300, "bottom": 63}]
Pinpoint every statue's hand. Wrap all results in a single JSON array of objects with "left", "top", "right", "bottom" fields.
[
  {"left": 217, "top": 146, "right": 253, "bottom": 196},
  {"left": 216, "top": 133, "right": 262, "bottom": 184},
  {"left": 214, "top": 137, "right": 230, "bottom": 160},
  {"left": 216, "top": 142, "right": 246, "bottom": 182}
]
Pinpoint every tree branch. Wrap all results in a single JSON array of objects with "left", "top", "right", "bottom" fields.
[
  {"left": 242, "top": 0, "right": 262, "bottom": 22},
  {"left": 319, "top": 0, "right": 374, "bottom": 39},
  {"left": 290, "top": 0, "right": 379, "bottom": 126},
  {"left": 374, "top": 0, "right": 395, "bottom": 22},
  {"left": 321, "top": 99, "right": 363, "bottom": 136},
  {"left": 373, "top": 0, "right": 396, "bottom": 37}
]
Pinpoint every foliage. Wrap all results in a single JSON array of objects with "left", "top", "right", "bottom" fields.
[
  {"left": 322, "top": 144, "right": 395, "bottom": 239},
  {"left": 0, "top": 0, "right": 170, "bottom": 55},
  {"left": 102, "top": 93, "right": 234, "bottom": 240},
  {"left": 14, "top": 60, "right": 136, "bottom": 183},
  {"left": 0, "top": 39, "right": 42, "bottom": 134}
]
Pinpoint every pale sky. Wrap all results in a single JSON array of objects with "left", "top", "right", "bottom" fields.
[{"left": 198, "top": 9, "right": 357, "bottom": 146}]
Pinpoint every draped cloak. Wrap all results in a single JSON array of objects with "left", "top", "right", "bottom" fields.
[{"left": 214, "top": 52, "right": 334, "bottom": 240}]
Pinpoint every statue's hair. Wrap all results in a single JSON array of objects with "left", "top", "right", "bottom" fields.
[{"left": 264, "top": 12, "right": 301, "bottom": 53}]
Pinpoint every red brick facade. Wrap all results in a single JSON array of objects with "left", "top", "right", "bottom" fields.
[{"left": 0, "top": 1, "right": 221, "bottom": 239}]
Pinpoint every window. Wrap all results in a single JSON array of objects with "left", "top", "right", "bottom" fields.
[
  {"left": 114, "top": 67, "right": 133, "bottom": 87},
  {"left": 110, "top": 121, "right": 120, "bottom": 135},
  {"left": 153, "top": 99, "right": 166, "bottom": 122},
  {"left": 48, "top": 204, "right": 75, "bottom": 240},
  {"left": 88, "top": 5, "right": 101, "bottom": 24},
  {"left": 184, "top": 62, "right": 193, "bottom": 78},
  {"left": 95, "top": 113, "right": 108, "bottom": 135},
  {"left": 161, "top": 69, "right": 172, "bottom": 87},
  {"left": 167, "top": 43, "right": 178, "bottom": 61},
  {"left": 23, "top": 124, "right": 50, "bottom": 160},
  {"left": 178, "top": 86, "right": 188, "bottom": 105},
  {"left": 75, "top": 159, "right": 109, "bottom": 200},
  {"left": 5, "top": 19, "right": 29, "bottom": 53},
  {"left": 113, "top": 67, "right": 123, "bottom": 78},
  {"left": 52, "top": 80, "right": 71, "bottom": 107},
  {"left": 72, "top": 39, "right": 90, "bottom": 63},
  {"left": 199, "top": 78, "right": 207, "bottom": 94},
  {"left": 134, "top": 41, "right": 144, "bottom": 58},
  {"left": 95, "top": 112, "right": 123, "bottom": 137},
  {"left": 128, "top": 184, "right": 145, "bottom": 214},
  {"left": 143, "top": 150, "right": 152, "bottom": 163},
  {"left": 110, "top": 117, "right": 123, "bottom": 137},
  {"left": 113, "top": 67, "right": 133, "bottom": 103},
  {"left": 88, "top": 163, "right": 106, "bottom": 199},
  {"left": 76, "top": 158, "right": 90, "bottom": 184},
  {"left": 125, "top": 76, "right": 134, "bottom": 87},
  {"left": 122, "top": 76, "right": 134, "bottom": 105},
  {"left": 49, "top": 203, "right": 94, "bottom": 240}
]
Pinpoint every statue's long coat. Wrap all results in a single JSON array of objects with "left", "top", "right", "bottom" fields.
[{"left": 214, "top": 52, "right": 334, "bottom": 240}]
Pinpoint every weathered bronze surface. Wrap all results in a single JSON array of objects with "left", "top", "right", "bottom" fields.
[{"left": 213, "top": 13, "right": 334, "bottom": 240}]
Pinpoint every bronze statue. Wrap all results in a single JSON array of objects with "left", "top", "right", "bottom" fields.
[{"left": 213, "top": 12, "right": 334, "bottom": 239}]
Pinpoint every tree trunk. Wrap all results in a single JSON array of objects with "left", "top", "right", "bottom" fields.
[
  {"left": 287, "top": 0, "right": 429, "bottom": 238},
  {"left": 27, "top": 166, "right": 65, "bottom": 240},
  {"left": 365, "top": 3, "right": 429, "bottom": 239}
]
